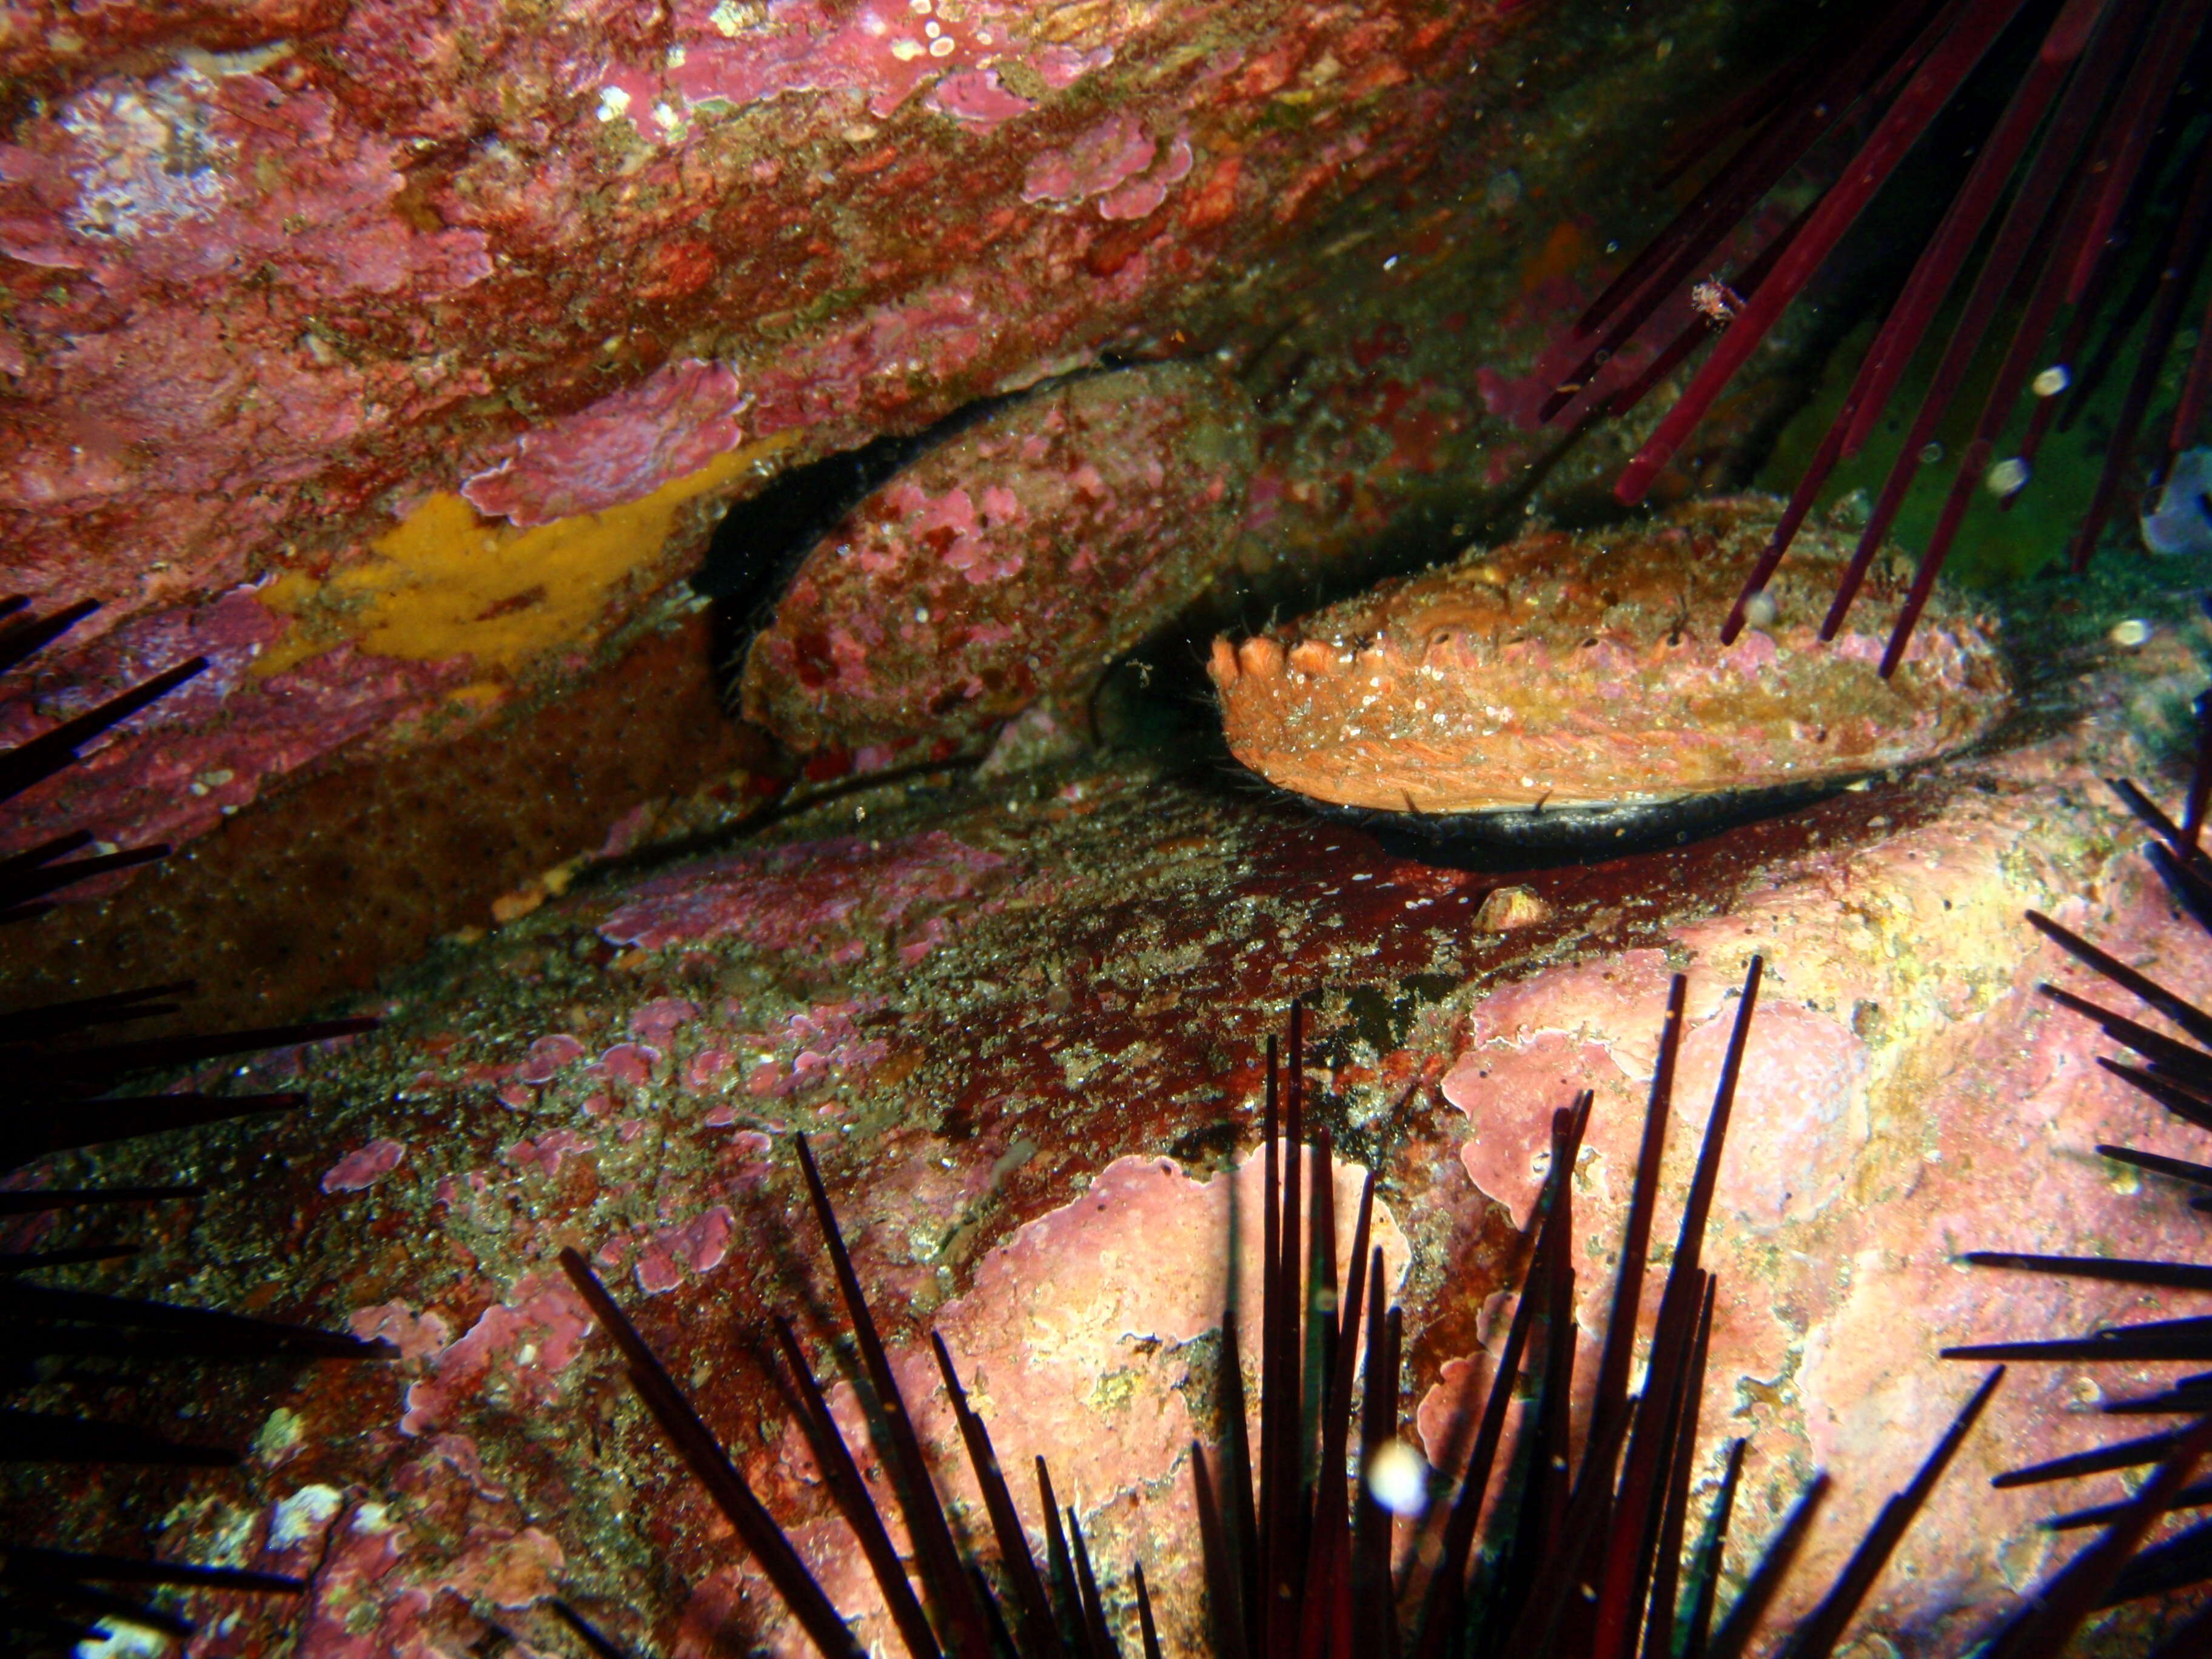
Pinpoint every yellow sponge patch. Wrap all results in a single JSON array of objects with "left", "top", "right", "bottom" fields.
[{"left": 259, "top": 432, "right": 796, "bottom": 677}]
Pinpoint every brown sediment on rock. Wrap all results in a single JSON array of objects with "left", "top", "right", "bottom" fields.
[{"left": 1209, "top": 498, "right": 2013, "bottom": 816}]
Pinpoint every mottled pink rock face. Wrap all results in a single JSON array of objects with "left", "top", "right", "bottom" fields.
[
  {"left": 597, "top": 829, "right": 1012, "bottom": 957},
  {"left": 741, "top": 361, "right": 1255, "bottom": 754},
  {"left": 0, "top": 586, "right": 469, "bottom": 858},
  {"left": 460, "top": 360, "right": 751, "bottom": 529},
  {"left": 1432, "top": 739, "right": 2212, "bottom": 1653},
  {"left": 720, "top": 1146, "right": 1411, "bottom": 1657},
  {"left": 2, "top": 0, "right": 1525, "bottom": 868},
  {"left": 320, "top": 1137, "right": 406, "bottom": 1193}
]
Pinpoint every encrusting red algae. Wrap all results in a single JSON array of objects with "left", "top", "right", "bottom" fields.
[{"left": 1210, "top": 498, "right": 2012, "bottom": 833}]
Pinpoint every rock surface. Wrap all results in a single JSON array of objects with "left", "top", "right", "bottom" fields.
[
  {"left": 0, "top": 0, "right": 1557, "bottom": 863},
  {"left": 1, "top": 0, "right": 1808, "bottom": 885},
  {"left": 11, "top": 626, "right": 2212, "bottom": 1655}
]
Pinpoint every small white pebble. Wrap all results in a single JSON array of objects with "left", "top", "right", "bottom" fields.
[
  {"left": 2033, "top": 364, "right": 2071, "bottom": 398},
  {"left": 75, "top": 1618, "right": 170, "bottom": 1658},
  {"left": 1985, "top": 456, "right": 2031, "bottom": 496},
  {"left": 269, "top": 1484, "right": 344, "bottom": 1549},
  {"left": 2109, "top": 618, "right": 2153, "bottom": 649}
]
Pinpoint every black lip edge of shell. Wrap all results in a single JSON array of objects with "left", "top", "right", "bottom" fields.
[{"left": 1307, "top": 774, "right": 1860, "bottom": 859}]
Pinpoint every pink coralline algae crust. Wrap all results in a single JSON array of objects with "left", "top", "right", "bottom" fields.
[
  {"left": 321, "top": 1138, "right": 407, "bottom": 1193},
  {"left": 633, "top": 1205, "right": 736, "bottom": 1295},
  {"left": 744, "top": 1000, "right": 890, "bottom": 1099},
  {"left": 3, "top": 57, "right": 499, "bottom": 589},
  {"left": 927, "top": 69, "right": 1040, "bottom": 130},
  {"left": 655, "top": 0, "right": 1055, "bottom": 122},
  {"left": 0, "top": 66, "right": 491, "bottom": 293},
  {"left": 503, "top": 1128, "right": 594, "bottom": 1178},
  {"left": 728, "top": 1147, "right": 1410, "bottom": 1657},
  {"left": 347, "top": 1301, "right": 454, "bottom": 1361},
  {"left": 1021, "top": 114, "right": 1197, "bottom": 220},
  {"left": 460, "top": 359, "right": 749, "bottom": 528},
  {"left": 1429, "top": 754, "right": 2212, "bottom": 1651},
  {"left": 597, "top": 830, "right": 1013, "bottom": 956},
  {"left": 1101, "top": 135, "right": 1197, "bottom": 221},
  {"left": 688, "top": 1049, "right": 737, "bottom": 1094},
  {"left": 933, "top": 1146, "right": 1410, "bottom": 1490},
  {"left": 0, "top": 583, "right": 470, "bottom": 858},
  {"left": 592, "top": 1041, "right": 662, "bottom": 1087},
  {"left": 395, "top": 1270, "right": 595, "bottom": 1438},
  {"left": 629, "top": 997, "right": 700, "bottom": 1043},
  {"left": 267, "top": 1461, "right": 565, "bottom": 1658},
  {"left": 514, "top": 1033, "right": 586, "bottom": 1084},
  {"left": 742, "top": 361, "right": 1256, "bottom": 752},
  {"left": 1442, "top": 956, "right": 1866, "bottom": 1234}
]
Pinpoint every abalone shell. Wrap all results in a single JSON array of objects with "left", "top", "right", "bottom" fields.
[
  {"left": 741, "top": 361, "right": 1255, "bottom": 756},
  {"left": 1209, "top": 499, "right": 2011, "bottom": 834}
]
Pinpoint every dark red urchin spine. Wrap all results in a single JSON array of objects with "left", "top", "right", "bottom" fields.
[
  {"left": 551, "top": 962, "right": 2191, "bottom": 1659},
  {"left": 1541, "top": 0, "right": 2212, "bottom": 675},
  {"left": 0, "top": 597, "right": 392, "bottom": 1655},
  {"left": 1940, "top": 700, "right": 2212, "bottom": 1654}
]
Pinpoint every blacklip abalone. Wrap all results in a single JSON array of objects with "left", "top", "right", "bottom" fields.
[{"left": 1209, "top": 498, "right": 2012, "bottom": 843}]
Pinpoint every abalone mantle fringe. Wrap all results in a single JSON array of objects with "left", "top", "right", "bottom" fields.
[{"left": 1208, "top": 498, "right": 2013, "bottom": 836}]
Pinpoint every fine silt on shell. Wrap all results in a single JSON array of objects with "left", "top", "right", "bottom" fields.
[{"left": 1209, "top": 498, "right": 2013, "bottom": 841}]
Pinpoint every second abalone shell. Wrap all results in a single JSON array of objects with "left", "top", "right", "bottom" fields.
[{"left": 1209, "top": 499, "right": 2011, "bottom": 830}]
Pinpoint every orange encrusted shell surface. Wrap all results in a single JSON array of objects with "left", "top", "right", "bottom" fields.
[{"left": 1210, "top": 499, "right": 2011, "bottom": 818}]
